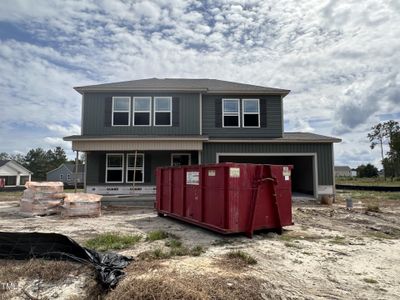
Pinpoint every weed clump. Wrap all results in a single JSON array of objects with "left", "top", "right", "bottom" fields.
[{"left": 146, "top": 230, "right": 169, "bottom": 241}]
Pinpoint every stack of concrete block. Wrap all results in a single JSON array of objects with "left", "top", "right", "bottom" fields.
[{"left": 20, "top": 182, "right": 64, "bottom": 216}]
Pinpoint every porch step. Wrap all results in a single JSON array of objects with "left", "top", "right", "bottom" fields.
[{"left": 101, "top": 195, "right": 155, "bottom": 208}]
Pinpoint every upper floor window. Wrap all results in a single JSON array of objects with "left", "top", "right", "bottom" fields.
[
  {"left": 222, "top": 99, "right": 240, "bottom": 127},
  {"left": 126, "top": 153, "right": 144, "bottom": 183},
  {"left": 133, "top": 97, "right": 151, "bottom": 126},
  {"left": 106, "top": 154, "right": 124, "bottom": 183},
  {"left": 154, "top": 97, "right": 172, "bottom": 126},
  {"left": 242, "top": 99, "right": 260, "bottom": 127},
  {"left": 112, "top": 97, "right": 130, "bottom": 126},
  {"left": 67, "top": 174, "right": 71, "bottom": 180}
]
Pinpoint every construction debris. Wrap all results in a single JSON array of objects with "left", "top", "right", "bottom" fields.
[
  {"left": 20, "top": 182, "right": 102, "bottom": 218},
  {"left": 61, "top": 193, "right": 102, "bottom": 218},
  {"left": 20, "top": 182, "right": 64, "bottom": 216}
]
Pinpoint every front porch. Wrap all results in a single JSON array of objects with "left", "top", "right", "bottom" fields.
[{"left": 85, "top": 150, "right": 200, "bottom": 195}]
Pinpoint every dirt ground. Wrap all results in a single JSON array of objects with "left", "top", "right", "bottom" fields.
[{"left": 0, "top": 190, "right": 400, "bottom": 299}]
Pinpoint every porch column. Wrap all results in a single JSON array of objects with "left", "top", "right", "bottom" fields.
[
  {"left": 74, "top": 150, "right": 79, "bottom": 193},
  {"left": 16, "top": 174, "right": 20, "bottom": 186}
]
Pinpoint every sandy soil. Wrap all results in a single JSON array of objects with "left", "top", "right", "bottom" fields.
[{"left": 0, "top": 193, "right": 400, "bottom": 299}]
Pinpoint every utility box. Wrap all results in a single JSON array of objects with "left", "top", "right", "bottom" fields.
[{"left": 156, "top": 163, "right": 293, "bottom": 237}]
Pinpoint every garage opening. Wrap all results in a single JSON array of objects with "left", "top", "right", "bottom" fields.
[{"left": 218, "top": 154, "right": 316, "bottom": 198}]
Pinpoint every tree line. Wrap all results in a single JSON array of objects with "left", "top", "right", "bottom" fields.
[
  {"left": 368, "top": 120, "right": 400, "bottom": 179},
  {"left": 0, "top": 147, "right": 77, "bottom": 181}
]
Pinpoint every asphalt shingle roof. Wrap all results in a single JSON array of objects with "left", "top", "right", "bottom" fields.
[
  {"left": 74, "top": 78, "right": 290, "bottom": 96},
  {"left": 0, "top": 160, "right": 10, "bottom": 168}
]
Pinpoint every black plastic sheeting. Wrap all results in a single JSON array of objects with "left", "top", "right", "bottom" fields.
[{"left": 0, "top": 232, "right": 133, "bottom": 289}]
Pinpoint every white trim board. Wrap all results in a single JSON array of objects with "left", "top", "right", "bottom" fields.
[{"left": 216, "top": 152, "right": 318, "bottom": 199}]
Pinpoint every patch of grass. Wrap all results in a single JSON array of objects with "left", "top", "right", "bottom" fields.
[
  {"left": 363, "top": 278, "right": 378, "bottom": 284},
  {"left": 366, "top": 204, "right": 381, "bottom": 213},
  {"left": 107, "top": 271, "right": 264, "bottom": 300},
  {"left": 0, "top": 259, "right": 93, "bottom": 283},
  {"left": 146, "top": 230, "right": 169, "bottom": 241},
  {"left": 84, "top": 232, "right": 141, "bottom": 251},
  {"left": 329, "top": 235, "right": 347, "bottom": 245},
  {"left": 190, "top": 245, "right": 205, "bottom": 257},
  {"left": 165, "top": 239, "right": 182, "bottom": 248},
  {"left": 225, "top": 250, "right": 257, "bottom": 265},
  {"left": 138, "top": 242, "right": 205, "bottom": 261}
]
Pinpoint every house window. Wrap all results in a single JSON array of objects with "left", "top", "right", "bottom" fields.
[
  {"left": 60, "top": 174, "right": 64, "bottom": 180},
  {"left": 106, "top": 154, "right": 124, "bottom": 183},
  {"left": 242, "top": 99, "right": 260, "bottom": 127},
  {"left": 222, "top": 99, "right": 240, "bottom": 127},
  {"left": 154, "top": 97, "right": 172, "bottom": 126},
  {"left": 112, "top": 97, "right": 131, "bottom": 126},
  {"left": 67, "top": 174, "right": 71, "bottom": 180},
  {"left": 133, "top": 97, "right": 151, "bottom": 126},
  {"left": 171, "top": 153, "right": 191, "bottom": 166},
  {"left": 126, "top": 154, "right": 144, "bottom": 183}
]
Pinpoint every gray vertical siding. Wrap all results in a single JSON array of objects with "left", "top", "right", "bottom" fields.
[
  {"left": 202, "top": 95, "right": 283, "bottom": 138},
  {"left": 202, "top": 142, "right": 334, "bottom": 185},
  {"left": 86, "top": 150, "right": 199, "bottom": 185},
  {"left": 82, "top": 92, "right": 200, "bottom": 135}
]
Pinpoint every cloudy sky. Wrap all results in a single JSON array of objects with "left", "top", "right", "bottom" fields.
[{"left": 0, "top": 0, "right": 399, "bottom": 167}]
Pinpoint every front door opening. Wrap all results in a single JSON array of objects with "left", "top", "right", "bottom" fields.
[{"left": 171, "top": 153, "right": 191, "bottom": 166}]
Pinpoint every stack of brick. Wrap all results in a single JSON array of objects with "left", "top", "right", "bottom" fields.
[{"left": 20, "top": 182, "right": 64, "bottom": 216}]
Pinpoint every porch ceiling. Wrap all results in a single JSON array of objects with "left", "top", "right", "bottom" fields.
[{"left": 71, "top": 139, "right": 204, "bottom": 151}]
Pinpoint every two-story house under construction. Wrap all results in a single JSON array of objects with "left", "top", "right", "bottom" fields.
[{"left": 64, "top": 78, "right": 341, "bottom": 199}]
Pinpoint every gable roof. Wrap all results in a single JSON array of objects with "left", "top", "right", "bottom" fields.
[
  {"left": 47, "top": 163, "right": 85, "bottom": 174},
  {"left": 64, "top": 163, "right": 85, "bottom": 173},
  {"left": 0, "top": 160, "right": 32, "bottom": 174},
  {"left": 74, "top": 78, "right": 290, "bottom": 96}
]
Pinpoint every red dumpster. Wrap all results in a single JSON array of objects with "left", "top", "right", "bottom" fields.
[{"left": 156, "top": 163, "right": 293, "bottom": 237}]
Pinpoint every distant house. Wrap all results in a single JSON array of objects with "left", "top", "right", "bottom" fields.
[
  {"left": 334, "top": 166, "right": 352, "bottom": 177},
  {"left": 0, "top": 160, "right": 32, "bottom": 187},
  {"left": 46, "top": 163, "right": 85, "bottom": 185}
]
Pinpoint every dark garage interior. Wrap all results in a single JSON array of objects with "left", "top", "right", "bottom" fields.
[{"left": 218, "top": 155, "right": 315, "bottom": 196}]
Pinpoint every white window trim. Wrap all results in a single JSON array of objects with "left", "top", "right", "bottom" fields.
[
  {"left": 112, "top": 96, "right": 131, "bottom": 127},
  {"left": 133, "top": 97, "right": 151, "bottom": 126},
  {"left": 171, "top": 153, "right": 192, "bottom": 166},
  {"left": 105, "top": 153, "right": 124, "bottom": 183},
  {"left": 242, "top": 99, "right": 260, "bottom": 128},
  {"left": 153, "top": 97, "right": 172, "bottom": 126},
  {"left": 222, "top": 98, "right": 240, "bottom": 128},
  {"left": 126, "top": 153, "right": 145, "bottom": 183}
]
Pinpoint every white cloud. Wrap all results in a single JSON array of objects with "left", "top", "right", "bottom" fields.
[{"left": 0, "top": 0, "right": 399, "bottom": 164}]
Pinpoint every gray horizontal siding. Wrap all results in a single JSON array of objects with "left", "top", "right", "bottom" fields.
[
  {"left": 47, "top": 165, "right": 84, "bottom": 184},
  {"left": 82, "top": 92, "right": 200, "bottom": 136},
  {"left": 86, "top": 151, "right": 199, "bottom": 185},
  {"left": 202, "top": 142, "right": 333, "bottom": 185},
  {"left": 202, "top": 95, "right": 283, "bottom": 138}
]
